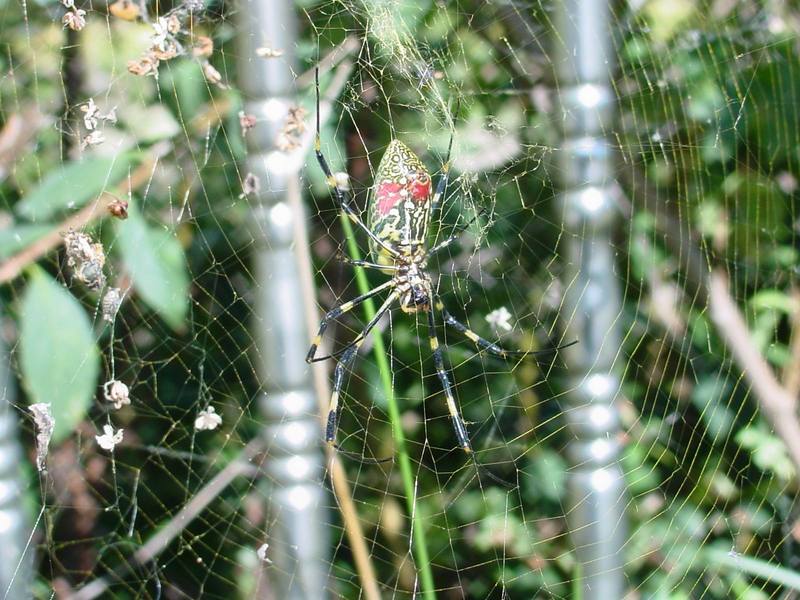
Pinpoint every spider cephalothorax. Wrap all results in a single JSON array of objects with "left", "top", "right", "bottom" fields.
[
  {"left": 395, "top": 262, "right": 433, "bottom": 314},
  {"left": 308, "top": 69, "right": 573, "bottom": 453}
]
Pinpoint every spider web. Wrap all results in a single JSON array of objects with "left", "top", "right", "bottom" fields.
[{"left": 0, "top": 0, "right": 797, "bottom": 598}]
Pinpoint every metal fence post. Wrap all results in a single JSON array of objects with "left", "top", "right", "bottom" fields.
[
  {"left": 236, "top": 3, "right": 330, "bottom": 597},
  {"left": 0, "top": 314, "right": 32, "bottom": 598},
  {"left": 554, "top": 1, "right": 628, "bottom": 597}
]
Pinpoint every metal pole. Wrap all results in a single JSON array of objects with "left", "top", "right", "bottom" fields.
[
  {"left": 0, "top": 314, "right": 32, "bottom": 598},
  {"left": 554, "top": 1, "right": 628, "bottom": 597},
  {"left": 236, "top": 3, "right": 330, "bottom": 597}
]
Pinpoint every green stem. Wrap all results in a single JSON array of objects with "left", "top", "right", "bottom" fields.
[{"left": 340, "top": 215, "right": 436, "bottom": 600}]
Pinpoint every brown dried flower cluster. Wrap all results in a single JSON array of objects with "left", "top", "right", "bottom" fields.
[
  {"left": 275, "top": 106, "right": 307, "bottom": 152},
  {"left": 127, "top": 13, "right": 184, "bottom": 78},
  {"left": 239, "top": 111, "right": 257, "bottom": 138},
  {"left": 64, "top": 230, "right": 106, "bottom": 290}
]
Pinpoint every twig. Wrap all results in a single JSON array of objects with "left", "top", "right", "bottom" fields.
[
  {"left": 0, "top": 110, "right": 45, "bottom": 182},
  {"left": 626, "top": 168, "right": 800, "bottom": 479},
  {"left": 69, "top": 439, "right": 265, "bottom": 600},
  {"left": 708, "top": 271, "right": 800, "bottom": 475},
  {"left": 0, "top": 157, "right": 156, "bottom": 285},
  {"left": 782, "top": 288, "right": 800, "bottom": 399}
]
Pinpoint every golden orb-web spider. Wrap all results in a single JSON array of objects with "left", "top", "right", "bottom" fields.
[{"left": 307, "top": 70, "right": 574, "bottom": 452}]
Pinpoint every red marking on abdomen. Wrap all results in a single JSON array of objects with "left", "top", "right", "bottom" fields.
[
  {"left": 376, "top": 182, "right": 403, "bottom": 215},
  {"left": 411, "top": 179, "right": 431, "bottom": 202}
]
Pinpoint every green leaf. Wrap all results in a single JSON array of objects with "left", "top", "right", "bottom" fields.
[
  {"left": 15, "top": 153, "right": 140, "bottom": 222},
  {"left": 116, "top": 200, "right": 189, "bottom": 330},
  {"left": 0, "top": 224, "right": 51, "bottom": 259},
  {"left": 19, "top": 268, "right": 100, "bottom": 443}
]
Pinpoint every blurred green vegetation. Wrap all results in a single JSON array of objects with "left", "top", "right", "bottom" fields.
[{"left": 0, "top": 0, "right": 798, "bottom": 597}]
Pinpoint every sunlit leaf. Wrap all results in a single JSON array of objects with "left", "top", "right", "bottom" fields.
[
  {"left": 0, "top": 224, "right": 51, "bottom": 259},
  {"left": 15, "top": 153, "right": 141, "bottom": 222},
  {"left": 19, "top": 267, "right": 100, "bottom": 443},
  {"left": 116, "top": 200, "right": 190, "bottom": 330}
]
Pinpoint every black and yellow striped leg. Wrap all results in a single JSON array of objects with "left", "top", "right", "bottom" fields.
[
  {"left": 427, "top": 309, "right": 472, "bottom": 453},
  {"left": 325, "top": 291, "right": 399, "bottom": 446},
  {"left": 426, "top": 207, "right": 488, "bottom": 259},
  {"left": 441, "top": 306, "right": 577, "bottom": 360},
  {"left": 335, "top": 254, "right": 400, "bottom": 271},
  {"left": 315, "top": 68, "right": 401, "bottom": 260},
  {"left": 430, "top": 125, "right": 455, "bottom": 213},
  {"left": 306, "top": 280, "right": 395, "bottom": 363}
]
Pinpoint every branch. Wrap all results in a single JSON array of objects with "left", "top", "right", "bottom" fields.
[
  {"left": 69, "top": 439, "right": 265, "bottom": 600},
  {"left": 708, "top": 271, "right": 800, "bottom": 475},
  {"left": 0, "top": 154, "right": 157, "bottom": 285}
]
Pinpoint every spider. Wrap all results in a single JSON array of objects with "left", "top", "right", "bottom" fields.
[{"left": 307, "top": 70, "right": 573, "bottom": 453}]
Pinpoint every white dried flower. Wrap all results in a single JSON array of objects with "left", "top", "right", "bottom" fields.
[
  {"left": 485, "top": 306, "right": 513, "bottom": 332},
  {"left": 103, "top": 380, "right": 130, "bottom": 410},
  {"left": 332, "top": 172, "right": 351, "bottom": 192},
  {"left": 102, "top": 288, "right": 123, "bottom": 322},
  {"left": 81, "top": 129, "right": 105, "bottom": 150},
  {"left": 96, "top": 424, "right": 124, "bottom": 451},
  {"left": 151, "top": 17, "right": 172, "bottom": 52},
  {"left": 255, "top": 47, "right": 283, "bottom": 58},
  {"left": 61, "top": 0, "right": 75, "bottom": 8},
  {"left": 194, "top": 406, "right": 222, "bottom": 431},
  {"left": 62, "top": 8, "right": 86, "bottom": 31},
  {"left": 241, "top": 172, "right": 260, "bottom": 197},
  {"left": 81, "top": 98, "right": 100, "bottom": 130},
  {"left": 29, "top": 403, "right": 54, "bottom": 472},
  {"left": 101, "top": 106, "right": 117, "bottom": 126},
  {"left": 256, "top": 543, "right": 272, "bottom": 563}
]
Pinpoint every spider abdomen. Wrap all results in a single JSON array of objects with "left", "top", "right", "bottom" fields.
[{"left": 367, "top": 139, "right": 432, "bottom": 266}]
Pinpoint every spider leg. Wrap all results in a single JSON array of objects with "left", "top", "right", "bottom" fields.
[
  {"left": 306, "top": 279, "right": 395, "bottom": 363},
  {"left": 426, "top": 207, "right": 488, "bottom": 259},
  {"left": 335, "top": 252, "right": 401, "bottom": 271},
  {"left": 314, "top": 68, "right": 401, "bottom": 260},
  {"left": 440, "top": 304, "right": 578, "bottom": 359},
  {"left": 430, "top": 130, "right": 454, "bottom": 214},
  {"left": 427, "top": 308, "right": 472, "bottom": 453},
  {"left": 325, "top": 290, "right": 400, "bottom": 446}
]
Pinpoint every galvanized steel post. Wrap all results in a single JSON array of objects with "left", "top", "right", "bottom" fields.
[
  {"left": 0, "top": 316, "right": 31, "bottom": 597},
  {"left": 236, "top": 2, "right": 330, "bottom": 597},
  {"left": 554, "top": 1, "right": 628, "bottom": 597}
]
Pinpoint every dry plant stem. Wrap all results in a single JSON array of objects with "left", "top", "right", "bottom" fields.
[
  {"left": 289, "top": 174, "right": 382, "bottom": 600},
  {"left": 69, "top": 439, "right": 265, "bottom": 600},
  {"left": 627, "top": 170, "right": 800, "bottom": 477},
  {"left": 0, "top": 110, "right": 44, "bottom": 182},
  {"left": 0, "top": 158, "right": 155, "bottom": 284},
  {"left": 289, "top": 59, "right": 383, "bottom": 600},
  {"left": 782, "top": 288, "right": 800, "bottom": 398},
  {"left": 709, "top": 271, "right": 800, "bottom": 475},
  {"left": 340, "top": 216, "right": 436, "bottom": 600}
]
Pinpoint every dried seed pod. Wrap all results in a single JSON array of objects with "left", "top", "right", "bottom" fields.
[
  {"left": 242, "top": 173, "right": 260, "bottom": 197},
  {"left": 193, "top": 35, "right": 213, "bottom": 58},
  {"left": 239, "top": 112, "right": 257, "bottom": 137},
  {"left": 128, "top": 54, "right": 160, "bottom": 77},
  {"left": 103, "top": 379, "right": 130, "bottom": 410},
  {"left": 64, "top": 230, "right": 106, "bottom": 290},
  {"left": 102, "top": 288, "right": 123, "bottom": 322},
  {"left": 107, "top": 197, "right": 128, "bottom": 219}
]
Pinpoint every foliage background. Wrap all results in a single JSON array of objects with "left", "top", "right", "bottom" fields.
[{"left": 0, "top": 0, "right": 798, "bottom": 597}]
